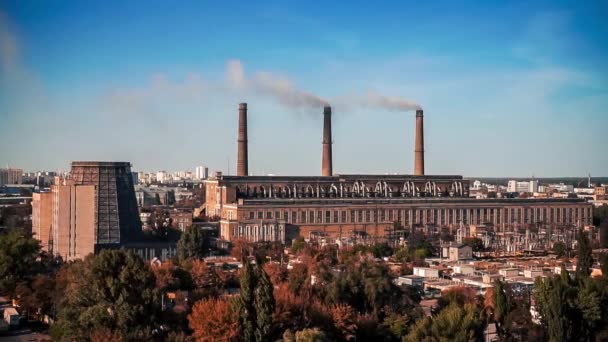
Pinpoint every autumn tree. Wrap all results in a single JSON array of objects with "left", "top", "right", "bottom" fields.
[
  {"left": 188, "top": 297, "right": 240, "bottom": 341},
  {"left": 329, "top": 304, "right": 357, "bottom": 341}
]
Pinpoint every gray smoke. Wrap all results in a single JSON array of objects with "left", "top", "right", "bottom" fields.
[
  {"left": 364, "top": 91, "right": 422, "bottom": 111},
  {"left": 226, "top": 60, "right": 328, "bottom": 109}
]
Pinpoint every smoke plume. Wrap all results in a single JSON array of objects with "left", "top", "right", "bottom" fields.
[
  {"left": 226, "top": 59, "right": 328, "bottom": 109},
  {"left": 364, "top": 91, "right": 422, "bottom": 111}
]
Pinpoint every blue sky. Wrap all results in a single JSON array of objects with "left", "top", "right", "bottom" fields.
[{"left": 1, "top": 0, "right": 607, "bottom": 176}]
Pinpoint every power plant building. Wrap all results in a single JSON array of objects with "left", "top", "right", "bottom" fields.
[{"left": 205, "top": 103, "right": 593, "bottom": 243}]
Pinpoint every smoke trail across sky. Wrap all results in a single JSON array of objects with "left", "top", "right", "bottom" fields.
[{"left": 226, "top": 59, "right": 328, "bottom": 109}]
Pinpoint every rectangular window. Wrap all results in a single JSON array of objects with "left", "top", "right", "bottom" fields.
[
  {"left": 341, "top": 210, "right": 346, "bottom": 223},
  {"left": 358, "top": 210, "right": 363, "bottom": 223},
  {"left": 266, "top": 211, "right": 272, "bottom": 219},
  {"left": 309, "top": 211, "right": 315, "bottom": 223},
  {"left": 325, "top": 211, "right": 331, "bottom": 223},
  {"left": 350, "top": 210, "right": 355, "bottom": 223},
  {"left": 405, "top": 210, "right": 410, "bottom": 225},
  {"left": 389, "top": 210, "right": 394, "bottom": 222},
  {"left": 333, "top": 210, "right": 338, "bottom": 223},
  {"left": 301, "top": 211, "right": 306, "bottom": 223},
  {"left": 397, "top": 210, "right": 402, "bottom": 223},
  {"left": 249, "top": 211, "right": 254, "bottom": 219},
  {"left": 283, "top": 211, "right": 288, "bottom": 221},
  {"left": 258, "top": 211, "right": 263, "bottom": 219},
  {"left": 275, "top": 211, "right": 280, "bottom": 220},
  {"left": 318, "top": 211, "right": 323, "bottom": 224},
  {"left": 381, "top": 210, "right": 386, "bottom": 222},
  {"left": 366, "top": 210, "right": 371, "bottom": 223},
  {"left": 291, "top": 211, "right": 297, "bottom": 223}
]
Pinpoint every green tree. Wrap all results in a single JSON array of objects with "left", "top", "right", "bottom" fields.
[
  {"left": 462, "top": 237, "right": 484, "bottom": 252},
  {"left": 239, "top": 260, "right": 257, "bottom": 342},
  {"left": 492, "top": 280, "right": 512, "bottom": 336},
  {"left": 405, "top": 303, "right": 483, "bottom": 342},
  {"left": 52, "top": 250, "right": 160, "bottom": 340},
  {"left": 176, "top": 226, "right": 210, "bottom": 262},
  {"left": 255, "top": 264, "right": 275, "bottom": 342},
  {"left": 0, "top": 229, "right": 42, "bottom": 294},
  {"left": 576, "top": 229, "right": 593, "bottom": 280},
  {"left": 552, "top": 241, "right": 567, "bottom": 258}
]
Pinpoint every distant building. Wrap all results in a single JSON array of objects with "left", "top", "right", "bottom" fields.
[
  {"left": 156, "top": 171, "right": 168, "bottom": 184},
  {"left": 413, "top": 267, "right": 439, "bottom": 278},
  {"left": 442, "top": 243, "right": 473, "bottom": 261},
  {"left": 170, "top": 209, "right": 193, "bottom": 231},
  {"left": 195, "top": 166, "right": 209, "bottom": 180},
  {"left": 507, "top": 180, "right": 537, "bottom": 193},
  {"left": 131, "top": 172, "right": 139, "bottom": 185},
  {"left": 395, "top": 275, "right": 424, "bottom": 287},
  {"left": 0, "top": 168, "right": 23, "bottom": 186}
]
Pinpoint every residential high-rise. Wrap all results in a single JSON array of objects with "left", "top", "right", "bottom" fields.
[
  {"left": 0, "top": 168, "right": 23, "bottom": 186},
  {"left": 32, "top": 161, "right": 142, "bottom": 260},
  {"left": 195, "top": 165, "right": 209, "bottom": 180}
]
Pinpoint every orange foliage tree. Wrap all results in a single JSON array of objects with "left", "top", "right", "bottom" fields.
[{"left": 188, "top": 297, "right": 239, "bottom": 342}]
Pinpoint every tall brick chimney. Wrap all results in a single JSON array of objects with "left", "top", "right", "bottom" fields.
[
  {"left": 322, "top": 105, "right": 333, "bottom": 176},
  {"left": 414, "top": 109, "right": 424, "bottom": 176},
  {"left": 237, "top": 103, "right": 248, "bottom": 176}
]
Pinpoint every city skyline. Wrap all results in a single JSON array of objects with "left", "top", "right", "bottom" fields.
[{"left": 1, "top": 1, "right": 607, "bottom": 177}]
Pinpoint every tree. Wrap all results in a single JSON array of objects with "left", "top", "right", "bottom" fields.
[
  {"left": 255, "top": 264, "right": 275, "bottom": 341},
  {"left": 188, "top": 297, "right": 240, "bottom": 341},
  {"left": 177, "top": 226, "right": 211, "bottom": 262},
  {"left": 151, "top": 261, "right": 193, "bottom": 292},
  {"left": 462, "top": 237, "right": 484, "bottom": 253},
  {"left": 53, "top": 250, "right": 160, "bottom": 340},
  {"left": 576, "top": 229, "right": 593, "bottom": 280},
  {"left": 239, "top": 260, "right": 258, "bottom": 342},
  {"left": 405, "top": 303, "right": 484, "bottom": 342},
  {"left": 491, "top": 280, "right": 512, "bottom": 337},
  {"left": 284, "top": 328, "right": 330, "bottom": 342},
  {"left": 0, "top": 229, "right": 42, "bottom": 294},
  {"left": 552, "top": 241, "right": 567, "bottom": 258},
  {"left": 329, "top": 304, "right": 357, "bottom": 341}
]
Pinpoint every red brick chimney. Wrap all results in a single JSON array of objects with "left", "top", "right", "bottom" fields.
[
  {"left": 237, "top": 103, "right": 248, "bottom": 176},
  {"left": 414, "top": 109, "right": 424, "bottom": 176},
  {"left": 322, "top": 106, "right": 333, "bottom": 176}
]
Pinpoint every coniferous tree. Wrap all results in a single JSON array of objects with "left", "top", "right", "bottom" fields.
[
  {"left": 176, "top": 226, "right": 210, "bottom": 262},
  {"left": 493, "top": 280, "right": 512, "bottom": 336},
  {"left": 239, "top": 259, "right": 257, "bottom": 342},
  {"left": 255, "top": 264, "right": 275, "bottom": 342},
  {"left": 576, "top": 229, "right": 593, "bottom": 280}
]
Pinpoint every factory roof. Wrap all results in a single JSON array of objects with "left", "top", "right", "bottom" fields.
[{"left": 237, "top": 197, "right": 587, "bottom": 206}]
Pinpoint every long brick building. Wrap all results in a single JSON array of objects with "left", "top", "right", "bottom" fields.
[{"left": 206, "top": 103, "right": 593, "bottom": 243}]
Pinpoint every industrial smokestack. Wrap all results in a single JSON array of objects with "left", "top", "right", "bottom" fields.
[
  {"left": 322, "top": 106, "right": 333, "bottom": 176},
  {"left": 237, "top": 103, "right": 248, "bottom": 176},
  {"left": 414, "top": 109, "right": 424, "bottom": 176}
]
